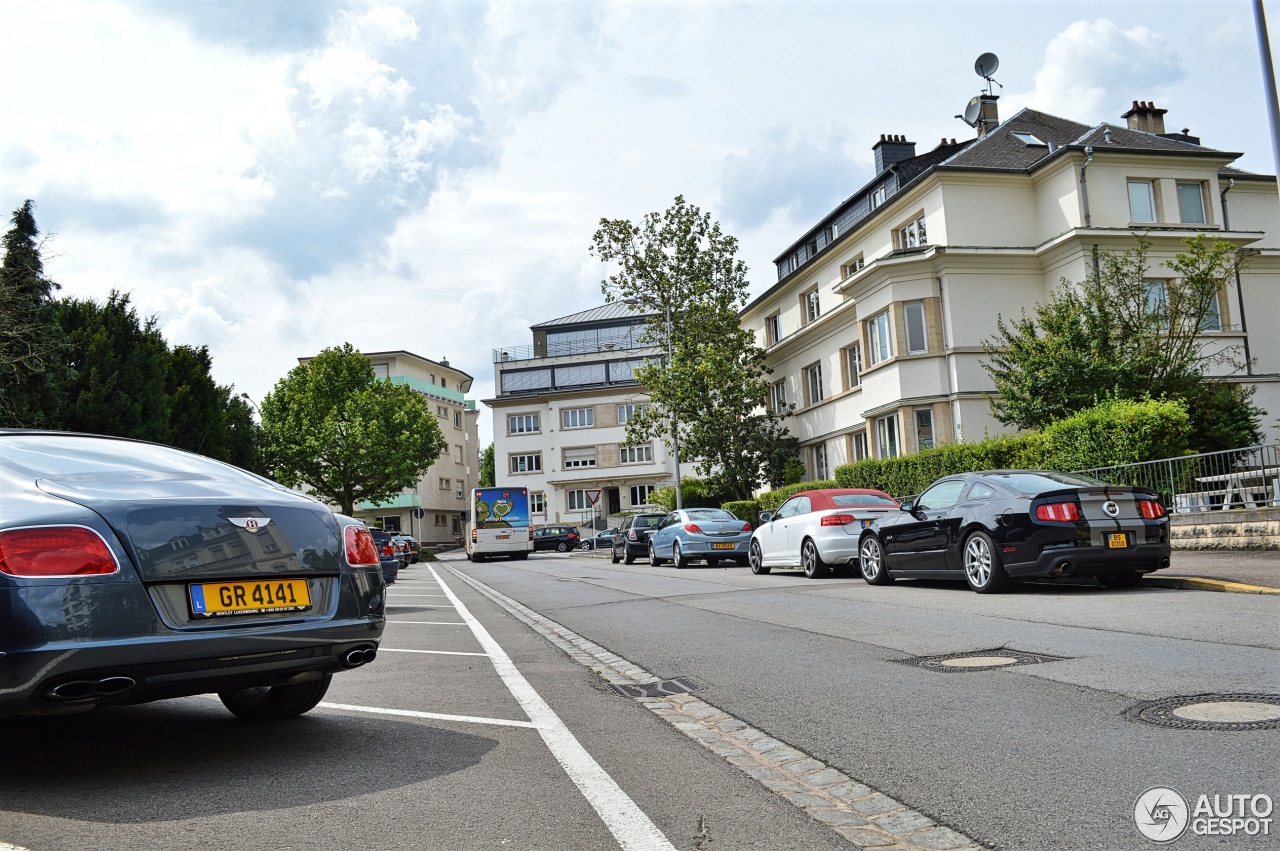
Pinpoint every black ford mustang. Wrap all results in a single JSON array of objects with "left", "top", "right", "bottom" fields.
[
  {"left": 857, "top": 470, "right": 1171, "bottom": 593},
  {"left": 0, "top": 431, "right": 387, "bottom": 720}
]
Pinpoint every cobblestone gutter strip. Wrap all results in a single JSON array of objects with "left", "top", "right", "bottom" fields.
[{"left": 445, "top": 565, "right": 984, "bottom": 851}]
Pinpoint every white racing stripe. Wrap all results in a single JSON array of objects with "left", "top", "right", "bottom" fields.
[
  {"left": 427, "top": 565, "right": 675, "bottom": 851},
  {"left": 319, "top": 701, "right": 542, "bottom": 729}
]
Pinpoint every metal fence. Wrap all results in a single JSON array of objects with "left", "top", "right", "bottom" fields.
[{"left": 1075, "top": 443, "right": 1280, "bottom": 513}]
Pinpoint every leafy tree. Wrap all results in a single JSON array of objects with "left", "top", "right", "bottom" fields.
[
  {"left": 56, "top": 291, "right": 173, "bottom": 442},
  {"left": 591, "top": 196, "right": 790, "bottom": 500},
  {"left": 479, "top": 443, "right": 495, "bottom": 487},
  {"left": 260, "top": 343, "right": 447, "bottom": 515},
  {"left": 167, "top": 344, "right": 228, "bottom": 455},
  {"left": 0, "top": 200, "right": 66, "bottom": 427},
  {"left": 221, "top": 390, "right": 265, "bottom": 474},
  {"left": 982, "top": 235, "right": 1260, "bottom": 452}
]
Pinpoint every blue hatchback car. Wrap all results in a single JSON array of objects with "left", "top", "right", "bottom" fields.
[{"left": 647, "top": 508, "right": 753, "bottom": 568}]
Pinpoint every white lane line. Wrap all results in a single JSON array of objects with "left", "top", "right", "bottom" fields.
[
  {"left": 389, "top": 594, "right": 450, "bottom": 597},
  {"left": 428, "top": 565, "right": 675, "bottom": 851},
  {"left": 380, "top": 648, "right": 489, "bottom": 657},
  {"left": 389, "top": 616, "right": 476, "bottom": 624},
  {"left": 319, "top": 701, "right": 542, "bottom": 729}
]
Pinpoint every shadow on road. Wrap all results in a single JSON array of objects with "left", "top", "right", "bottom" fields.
[{"left": 0, "top": 700, "right": 497, "bottom": 822}]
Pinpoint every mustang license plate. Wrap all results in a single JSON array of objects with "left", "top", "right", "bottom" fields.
[
  {"left": 1107, "top": 533, "right": 1128, "bottom": 549},
  {"left": 190, "top": 579, "right": 311, "bottom": 617},
  {"left": 712, "top": 543, "right": 736, "bottom": 550}
]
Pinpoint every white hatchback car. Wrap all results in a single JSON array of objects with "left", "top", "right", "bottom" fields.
[{"left": 749, "top": 488, "right": 899, "bottom": 578}]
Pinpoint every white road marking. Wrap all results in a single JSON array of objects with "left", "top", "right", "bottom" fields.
[
  {"left": 388, "top": 593, "right": 450, "bottom": 598},
  {"left": 380, "top": 648, "right": 490, "bottom": 657},
  {"left": 319, "top": 701, "right": 542, "bottom": 729},
  {"left": 428, "top": 565, "right": 675, "bottom": 851},
  {"left": 387, "top": 620, "right": 468, "bottom": 625}
]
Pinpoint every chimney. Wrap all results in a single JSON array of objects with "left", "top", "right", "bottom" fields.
[
  {"left": 977, "top": 94, "right": 1000, "bottom": 138},
  {"left": 1122, "top": 100, "right": 1168, "bottom": 135},
  {"left": 873, "top": 134, "right": 917, "bottom": 174}
]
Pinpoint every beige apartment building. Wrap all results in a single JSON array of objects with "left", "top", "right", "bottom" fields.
[
  {"left": 486, "top": 304, "right": 695, "bottom": 530},
  {"left": 299, "top": 349, "right": 480, "bottom": 544},
  {"left": 743, "top": 99, "right": 1280, "bottom": 479}
]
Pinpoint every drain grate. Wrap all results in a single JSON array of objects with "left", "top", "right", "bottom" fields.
[
  {"left": 1126, "top": 693, "right": 1280, "bottom": 731},
  {"left": 607, "top": 677, "right": 701, "bottom": 698},
  {"left": 903, "top": 648, "right": 1066, "bottom": 673}
]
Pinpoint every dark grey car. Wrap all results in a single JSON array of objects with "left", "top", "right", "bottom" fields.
[{"left": 0, "top": 430, "right": 387, "bottom": 721}]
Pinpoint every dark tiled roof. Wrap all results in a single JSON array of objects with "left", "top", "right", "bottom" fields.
[{"left": 530, "top": 301, "right": 652, "bottom": 330}]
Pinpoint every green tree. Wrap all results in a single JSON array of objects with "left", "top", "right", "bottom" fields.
[
  {"left": 479, "top": 443, "right": 495, "bottom": 487},
  {"left": 0, "top": 200, "right": 66, "bottom": 427},
  {"left": 982, "top": 235, "right": 1260, "bottom": 452},
  {"left": 260, "top": 343, "right": 447, "bottom": 515},
  {"left": 167, "top": 344, "right": 227, "bottom": 455},
  {"left": 221, "top": 390, "right": 265, "bottom": 474},
  {"left": 591, "top": 196, "right": 789, "bottom": 500},
  {"left": 56, "top": 291, "right": 173, "bottom": 442}
]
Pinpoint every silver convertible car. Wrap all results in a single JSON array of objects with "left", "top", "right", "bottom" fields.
[{"left": 0, "top": 431, "right": 386, "bottom": 721}]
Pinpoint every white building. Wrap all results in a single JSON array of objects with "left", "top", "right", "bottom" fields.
[
  {"left": 486, "top": 304, "right": 695, "bottom": 529},
  {"left": 741, "top": 99, "right": 1280, "bottom": 478}
]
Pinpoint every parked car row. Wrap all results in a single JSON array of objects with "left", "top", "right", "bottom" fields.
[{"left": 595, "top": 470, "right": 1173, "bottom": 595}]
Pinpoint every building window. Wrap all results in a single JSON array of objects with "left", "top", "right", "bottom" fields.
[
  {"left": 630, "top": 484, "right": 655, "bottom": 506},
  {"left": 845, "top": 343, "right": 862, "bottom": 388},
  {"left": 915, "top": 409, "right": 935, "bottom": 451},
  {"left": 435, "top": 514, "right": 447, "bottom": 526},
  {"left": 454, "top": 411, "right": 463, "bottom": 429},
  {"left": 619, "top": 444, "right": 654, "bottom": 464},
  {"left": 555, "top": 363, "right": 607, "bottom": 388},
  {"left": 806, "top": 238, "right": 818, "bottom": 259},
  {"left": 788, "top": 254, "right": 799, "bottom": 273},
  {"left": 561, "top": 407, "right": 594, "bottom": 429},
  {"left": 509, "top": 413, "right": 540, "bottom": 434},
  {"left": 824, "top": 223, "right": 838, "bottom": 243},
  {"left": 905, "top": 301, "right": 927, "bottom": 354},
  {"left": 510, "top": 453, "right": 542, "bottom": 474},
  {"left": 842, "top": 255, "right": 865, "bottom": 279},
  {"left": 895, "top": 213, "right": 927, "bottom": 250},
  {"left": 765, "top": 313, "right": 782, "bottom": 346},
  {"left": 1200, "top": 287, "right": 1223, "bottom": 331},
  {"left": 452, "top": 516, "right": 461, "bottom": 534},
  {"left": 563, "top": 447, "right": 596, "bottom": 468},
  {"left": 1143, "top": 280, "right": 1168, "bottom": 327},
  {"left": 454, "top": 445, "right": 463, "bottom": 463},
  {"left": 852, "top": 431, "right": 869, "bottom": 461},
  {"left": 373, "top": 363, "right": 389, "bottom": 379},
  {"left": 617, "top": 403, "right": 648, "bottom": 424},
  {"left": 1177, "top": 182, "right": 1206, "bottom": 225},
  {"left": 530, "top": 492, "right": 546, "bottom": 514},
  {"left": 804, "top": 362, "right": 824, "bottom": 406},
  {"left": 1128, "top": 180, "right": 1157, "bottom": 223},
  {"left": 802, "top": 288, "right": 820, "bottom": 325},
  {"left": 876, "top": 414, "right": 900, "bottom": 459},
  {"left": 502, "top": 368, "right": 552, "bottom": 393},
  {"left": 436, "top": 405, "right": 448, "bottom": 418},
  {"left": 376, "top": 515, "right": 400, "bottom": 532},
  {"left": 811, "top": 443, "right": 828, "bottom": 480},
  {"left": 867, "top": 310, "right": 893, "bottom": 364},
  {"left": 871, "top": 186, "right": 886, "bottom": 209},
  {"left": 439, "top": 478, "right": 451, "bottom": 490},
  {"left": 770, "top": 379, "right": 788, "bottom": 413},
  {"left": 567, "top": 490, "right": 590, "bottom": 511}
]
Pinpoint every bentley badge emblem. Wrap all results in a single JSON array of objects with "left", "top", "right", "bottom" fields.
[{"left": 229, "top": 517, "right": 272, "bottom": 533}]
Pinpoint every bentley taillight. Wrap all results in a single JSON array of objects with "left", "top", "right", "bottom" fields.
[
  {"left": 344, "top": 526, "right": 379, "bottom": 566},
  {"left": 0, "top": 526, "right": 119, "bottom": 577}
]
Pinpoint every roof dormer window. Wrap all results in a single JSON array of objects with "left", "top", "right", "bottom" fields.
[{"left": 1011, "top": 131, "right": 1047, "bottom": 147}]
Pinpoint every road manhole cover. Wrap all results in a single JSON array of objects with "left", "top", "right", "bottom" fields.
[
  {"left": 1127, "top": 694, "right": 1280, "bottom": 730},
  {"left": 607, "top": 677, "right": 701, "bottom": 698},
  {"left": 906, "top": 649, "right": 1065, "bottom": 673}
]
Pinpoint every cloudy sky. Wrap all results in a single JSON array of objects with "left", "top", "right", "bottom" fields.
[{"left": 2, "top": 0, "right": 1275, "bottom": 446}]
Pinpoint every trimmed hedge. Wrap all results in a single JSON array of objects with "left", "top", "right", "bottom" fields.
[
  {"left": 830, "top": 397, "right": 1192, "bottom": 498},
  {"left": 721, "top": 499, "right": 761, "bottom": 525},
  {"left": 650, "top": 477, "right": 729, "bottom": 512}
]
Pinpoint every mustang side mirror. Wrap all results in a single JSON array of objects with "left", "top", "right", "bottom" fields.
[{"left": 759, "top": 511, "right": 774, "bottom": 524}]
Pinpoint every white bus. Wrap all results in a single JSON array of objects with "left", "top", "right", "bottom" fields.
[{"left": 465, "top": 487, "right": 533, "bottom": 562}]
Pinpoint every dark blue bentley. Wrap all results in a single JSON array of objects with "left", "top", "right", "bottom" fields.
[{"left": 0, "top": 431, "right": 386, "bottom": 720}]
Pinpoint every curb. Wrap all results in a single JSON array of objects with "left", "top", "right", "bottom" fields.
[{"left": 1143, "top": 576, "right": 1280, "bottom": 595}]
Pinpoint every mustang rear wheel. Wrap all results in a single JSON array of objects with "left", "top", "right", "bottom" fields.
[
  {"left": 859, "top": 536, "right": 893, "bottom": 585},
  {"left": 801, "top": 539, "right": 829, "bottom": 578},
  {"left": 749, "top": 541, "right": 770, "bottom": 575},
  {"left": 963, "top": 531, "right": 1010, "bottom": 593},
  {"left": 219, "top": 674, "right": 332, "bottom": 721}
]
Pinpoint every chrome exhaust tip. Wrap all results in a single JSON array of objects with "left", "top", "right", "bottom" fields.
[
  {"left": 362, "top": 648, "right": 377, "bottom": 664},
  {"left": 94, "top": 676, "right": 135, "bottom": 696},
  {"left": 45, "top": 680, "right": 99, "bottom": 701},
  {"left": 344, "top": 649, "right": 368, "bottom": 667}
]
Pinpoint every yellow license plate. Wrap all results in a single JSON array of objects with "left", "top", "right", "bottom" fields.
[
  {"left": 712, "top": 543, "right": 736, "bottom": 550},
  {"left": 496, "top": 534, "right": 510, "bottom": 539},
  {"left": 1107, "top": 533, "right": 1128, "bottom": 549},
  {"left": 190, "top": 579, "right": 311, "bottom": 617}
]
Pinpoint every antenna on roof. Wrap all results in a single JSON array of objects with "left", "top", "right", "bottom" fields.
[
  {"left": 975, "top": 52, "right": 1001, "bottom": 95},
  {"left": 956, "top": 53, "right": 1003, "bottom": 136}
]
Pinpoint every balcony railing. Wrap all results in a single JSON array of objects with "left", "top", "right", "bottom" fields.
[{"left": 493, "top": 337, "right": 656, "bottom": 363}]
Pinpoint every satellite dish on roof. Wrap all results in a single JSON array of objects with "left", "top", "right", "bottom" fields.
[
  {"left": 975, "top": 52, "right": 999, "bottom": 79},
  {"left": 960, "top": 96, "right": 981, "bottom": 127}
]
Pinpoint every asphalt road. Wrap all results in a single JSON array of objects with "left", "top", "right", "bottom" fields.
[{"left": 1, "top": 551, "right": 1276, "bottom": 850}]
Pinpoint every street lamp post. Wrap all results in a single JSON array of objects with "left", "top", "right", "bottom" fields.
[{"left": 623, "top": 298, "right": 682, "bottom": 510}]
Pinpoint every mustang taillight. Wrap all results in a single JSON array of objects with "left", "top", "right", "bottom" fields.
[
  {"left": 0, "top": 526, "right": 119, "bottom": 577},
  {"left": 820, "top": 514, "right": 856, "bottom": 526},
  {"left": 1036, "top": 503, "right": 1080, "bottom": 522},
  {"left": 344, "top": 526, "right": 379, "bottom": 566},
  {"left": 684, "top": 523, "right": 704, "bottom": 534},
  {"left": 1138, "top": 499, "right": 1167, "bottom": 519}
]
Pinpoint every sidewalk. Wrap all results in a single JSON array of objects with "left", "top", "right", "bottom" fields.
[{"left": 1157, "top": 549, "right": 1280, "bottom": 591}]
